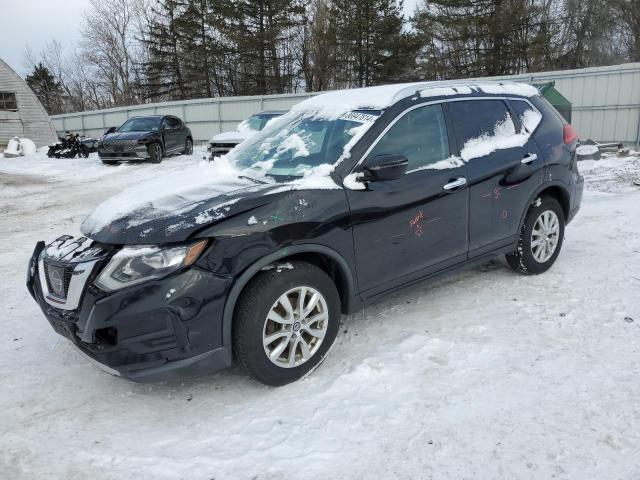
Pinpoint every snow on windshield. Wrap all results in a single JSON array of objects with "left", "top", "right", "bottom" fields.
[{"left": 229, "top": 109, "right": 380, "bottom": 177}]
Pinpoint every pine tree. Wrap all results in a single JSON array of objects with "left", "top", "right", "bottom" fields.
[
  {"left": 413, "top": 0, "right": 557, "bottom": 79},
  {"left": 220, "top": 0, "right": 305, "bottom": 95},
  {"left": 25, "top": 63, "right": 65, "bottom": 114},
  {"left": 332, "top": 0, "right": 414, "bottom": 88},
  {"left": 142, "top": 0, "right": 187, "bottom": 100},
  {"left": 174, "top": 0, "right": 231, "bottom": 97}
]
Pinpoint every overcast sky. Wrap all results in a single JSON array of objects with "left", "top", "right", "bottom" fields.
[{"left": 0, "top": 0, "right": 421, "bottom": 78}]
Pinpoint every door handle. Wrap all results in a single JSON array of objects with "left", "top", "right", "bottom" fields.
[
  {"left": 443, "top": 177, "right": 467, "bottom": 191},
  {"left": 521, "top": 153, "right": 538, "bottom": 165}
]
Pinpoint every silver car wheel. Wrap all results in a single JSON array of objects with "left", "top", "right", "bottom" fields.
[
  {"left": 531, "top": 210, "right": 560, "bottom": 263},
  {"left": 262, "top": 286, "right": 329, "bottom": 369}
]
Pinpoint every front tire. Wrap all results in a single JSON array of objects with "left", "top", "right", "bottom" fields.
[
  {"left": 506, "top": 196, "right": 565, "bottom": 275},
  {"left": 184, "top": 138, "right": 193, "bottom": 155},
  {"left": 233, "top": 261, "right": 341, "bottom": 386},
  {"left": 148, "top": 142, "right": 163, "bottom": 163}
]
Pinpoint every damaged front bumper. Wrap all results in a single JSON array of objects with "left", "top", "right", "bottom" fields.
[{"left": 27, "top": 236, "right": 233, "bottom": 382}]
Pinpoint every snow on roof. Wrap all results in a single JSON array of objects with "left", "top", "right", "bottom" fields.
[{"left": 292, "top": 81, "right": 539, "bottom": 119}]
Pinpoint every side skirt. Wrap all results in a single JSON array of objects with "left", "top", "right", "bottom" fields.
[{"left": 350, "top": 242, "right": 517, "bottom": 314}]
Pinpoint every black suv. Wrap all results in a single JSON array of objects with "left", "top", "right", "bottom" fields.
[
  {"left": 27, "top": 82, "right": 583, "bottom": 386},
  {"left": 98, "top": 115, "right": 193, "bottom": 165}
]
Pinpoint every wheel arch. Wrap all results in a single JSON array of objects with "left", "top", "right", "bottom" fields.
[
  {"left": 221, "top": 244, "right": 358, "bottom": 348},
  {"left": 518, "top": 182, "right": 571, "bottom": 231}
]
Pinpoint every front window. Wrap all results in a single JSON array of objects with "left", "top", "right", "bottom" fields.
[
  {"left": 368, "top": 105, "right": 450, "bottom": 171},
  {"left": 118, "top": 117, "right": 161, "bottom": 132},
  {"left": 230, "top": 110, "right": 381, "bottom": 178}
]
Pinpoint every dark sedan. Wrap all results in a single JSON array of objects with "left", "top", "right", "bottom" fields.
[{"left": 98, "top": 115, "right": 193, "bottom": 165}]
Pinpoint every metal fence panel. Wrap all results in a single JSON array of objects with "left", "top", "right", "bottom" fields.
[{"left": 51, "top": 63, "right": 640, "bottom": 148}]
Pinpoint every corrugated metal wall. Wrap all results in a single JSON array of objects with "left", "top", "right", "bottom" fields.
[
  {"left": 0, "top": 58, "right": 59, "bottom": 147},
  {"left": 50, "top": 62, "right": 640, "bottom": 148}
]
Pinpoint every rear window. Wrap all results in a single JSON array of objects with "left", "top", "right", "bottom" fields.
[{"left": 448, "top": 100, "right": 513, "bottom": 149}]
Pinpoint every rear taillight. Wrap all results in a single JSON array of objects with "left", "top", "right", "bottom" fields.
[{"left": 563, "top": 124, "right": 578, "bottom": 144}]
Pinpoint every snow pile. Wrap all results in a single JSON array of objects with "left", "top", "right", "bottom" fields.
[
  {"left": 2, "top": 137, "right": 37, "bottom": 157},
  {"left": 460, "top": 115, "right": 530, "bottom": 162},
  {"left": 577, "top": 144, "right": 599, "bottom": 156},
  {"left": 577, "top": 153, "right": 640, "bottom": 193}
]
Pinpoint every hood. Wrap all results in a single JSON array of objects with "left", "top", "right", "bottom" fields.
[
  {"left": 103, "top": 131, "right": 157, "bottom": 142},
  {"left": 209, "top": 130, "right": 254, "bottom": 144},
  {"left": 80, "top": 157, "right": 295, "bottom": 244},
  {"left": 82, "top": 181, "right": 286, "bottom": 244}
]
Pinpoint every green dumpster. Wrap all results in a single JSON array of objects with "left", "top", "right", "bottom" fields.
[{"left": 534, "top": 82, "right": 572, "bottom": 123}]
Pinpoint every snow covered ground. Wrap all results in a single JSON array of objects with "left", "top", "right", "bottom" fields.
[{"left": 1, "top": 149, "right": 639, "bottom": 479}]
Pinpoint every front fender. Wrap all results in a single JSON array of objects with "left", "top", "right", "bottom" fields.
[{"left": 219, "top": 244, "right": 358, "bottom": 349}]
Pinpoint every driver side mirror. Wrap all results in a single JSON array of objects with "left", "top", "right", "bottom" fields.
[
  {"left": 363, "top": 154, "right": 408, "bottom": 182},
  {"left": 105, "top": 127, "right": 116, "bottom": 135}
]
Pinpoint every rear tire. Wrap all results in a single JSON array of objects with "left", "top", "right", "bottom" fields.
[
  {"left": 148, "top": 142, "right": 163, "bottom": 164},
  {"left": 506, "top": 196, "right": 565, "bottom": 275},
  {"left": 233, "top": 261, "right": 341, "bottom": 386}
]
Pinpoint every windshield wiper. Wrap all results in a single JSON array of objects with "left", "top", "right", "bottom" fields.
[{"left": 238, "top": 175, "right": 267, "bottom": 185}]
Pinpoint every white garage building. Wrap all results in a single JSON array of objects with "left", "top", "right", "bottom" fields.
[{"left": 0, "top": 58, "right": 58, "bottom": 148}]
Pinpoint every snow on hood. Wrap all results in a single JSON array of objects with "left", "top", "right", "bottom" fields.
[
  {"left": 81, "top": 154, "right": 343, "bottom": 243},
  {"left": 210, "top": 130, "right": 253, "bottom": 144},
  {"left": 82, "top": 157, "right": 255, "bottom": 237}
]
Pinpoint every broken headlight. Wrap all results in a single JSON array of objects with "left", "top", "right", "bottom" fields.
[{"left": 95, "top": 240, "right": 207, "bottom": 292}]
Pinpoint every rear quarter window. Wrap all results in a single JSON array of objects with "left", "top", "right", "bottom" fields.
[{"left": 527, "top": 96, "right": 564, "bottom": 152}]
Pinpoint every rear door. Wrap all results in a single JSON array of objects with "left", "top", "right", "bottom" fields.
[
  {"left": 162, "top": 117, "right": 182, "bottom": 153},
  {"left": 346, "top": 103, "right": 469, "bottom": 298},
  {"left": 447, "top": 99, "right": 543, "bottom": 256}
]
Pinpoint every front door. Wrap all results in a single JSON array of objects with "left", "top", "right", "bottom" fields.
[
  {"left": 447, "top": 99, "right": 544, "bottom": 256},
  {"left": 345, "top": 103, "right": 469, "bottom": 298}
]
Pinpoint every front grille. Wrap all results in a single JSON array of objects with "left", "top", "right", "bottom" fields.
[
  {"left": 102, "top": 139, "right": 138, "bottom": 152},
  {"left": 43, "top": 262, "right": 74, "bottom": 299}
]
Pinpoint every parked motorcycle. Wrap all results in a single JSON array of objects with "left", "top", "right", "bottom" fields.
[{"left": 47, "top": 131, "right": 94, "bottom": 158}]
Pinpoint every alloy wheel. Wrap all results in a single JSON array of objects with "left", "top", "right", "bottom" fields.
[
  {"left": 262, "top": 286, "right": 329, "bottom": 368},
  {"left": 531, "top": 210, "right": 560, "bottom": 263}
]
